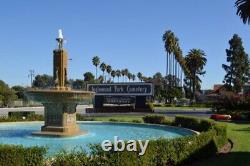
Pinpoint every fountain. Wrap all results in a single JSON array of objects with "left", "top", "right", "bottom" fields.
[{"left": 25, "top": 30, "right": 95, "bottom": 137}]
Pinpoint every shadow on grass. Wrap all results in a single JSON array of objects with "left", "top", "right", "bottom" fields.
[
  {"left": 193, "top": 152, "right": 250, "bottom": 166},
  {"left": 233, "top": 127, "right": 250, "bottom": 132}
]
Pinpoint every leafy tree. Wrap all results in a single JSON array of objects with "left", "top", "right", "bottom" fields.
[
  {"left": 185, "top": 49, "right": 207, "bottom": 102},
  {"left": 92, "top": 56, "right": 100, "bottom": 80},
  {"left": 83, "top": 72, "right": 95, "bottom": 82},
  {"left": 222, "top": 34, "right": 249, "bottom": 93},
  {"left": 33, "top": 74, "right": 54, "bottom": 88},
  {"left": 235, "top": 0, "right": 250, "bottom": 24},
  {"left": 71, "top": 79, "right": 85, "bottom": 89},
  {"left": 0, "top": 80, "right": 17, "bottom": 107},
  {"left": 11, "top": 85, "right": 25, "bottom": 99}
]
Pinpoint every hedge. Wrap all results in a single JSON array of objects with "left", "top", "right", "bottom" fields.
[
  {"left": 0, "top": 145, "right": 46, "bottom": 166},
  {"left": 50, "top": 116, "right": 227, "bottom": 166},
  {"left": 174, "top": 115, "right": 215, "bottom": 132},
  {"left": 143, "top": 114, "right": 172, "bottom": 125}
]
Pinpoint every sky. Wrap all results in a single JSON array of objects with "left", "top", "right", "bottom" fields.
[{"left": 0, "top": 0, "right": 249, "bottom": 89}]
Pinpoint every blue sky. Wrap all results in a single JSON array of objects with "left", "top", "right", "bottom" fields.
[{"left": 0, "top": 0, "right": 249, "bottom": 89}]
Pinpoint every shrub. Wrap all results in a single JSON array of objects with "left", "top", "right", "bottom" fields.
[
  {"left": 132, "top": 119, "right": 142, "bottom": 123},
  {"left": 0, "top": 145, "right": 46, "bottom": 166},
  {"left": 174, "top": 116, "right": 215, "bottom": 132},
  {"left": 143, "top": 115, "right": 166, "bottom": 124}
]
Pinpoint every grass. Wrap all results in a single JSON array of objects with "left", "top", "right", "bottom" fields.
[
  {"left": 154, "top": 106, "right": 210, "bottom": 110},
  {"left": 92, "top": 115, "right": 144, "bottom": 122},
  {"left": 195, "top": 121, "right": 250, "bottom": 166}
]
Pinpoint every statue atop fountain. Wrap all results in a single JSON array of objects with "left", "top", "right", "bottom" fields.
[{"left": 25, "top": 30, "right": 95, "bottom": 137}]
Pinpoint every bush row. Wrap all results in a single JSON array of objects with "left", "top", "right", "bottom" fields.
[
  {"left": 0, "top": 145, "right": 46, "bottom": 166},
  {"left": 50, "top": 116, "right": 227, "bottom": 166}
]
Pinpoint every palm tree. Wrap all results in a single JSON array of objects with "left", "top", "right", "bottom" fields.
[
  {"left": 163, "top": 30, "right": 177, "bottom": 77},
  {"left": 100, "top": 62, "right": 106, "bottom": 82},
  {"left": 116, "top": 70, "right": 121, "bottom": 82},
  {"left": 106, "top": 65, "right": 112, "bottom": 81},
  {"left": 121, "top": 69, "right": 126, "bottom": 82},
  {"left": 127, "top": 73, "right": 132, "bottom": 82},
  {"left": 111, "top": 70, "right": 116, "bottom": 82},
  {"left": 185, "top": 49, "right": 207, "bottom": 102},
  {"left": 132, "top": 74, "right": 136, "bottom": 82},
  {"left": 92, "top": 56, "right": 100, "bottom": 80},
  {"left": 235, "top": 0, "right": 250, "bottom": 24},
  {"left": 124, "top": 69, "right": 129, "bottom": 82},
  {"left": 137, "top": 72, "right": 143, "bottom": 82}
]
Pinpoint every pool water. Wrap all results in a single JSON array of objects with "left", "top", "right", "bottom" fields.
[{"left": 0, "top": 122, "right": 194, "bottom": 155}]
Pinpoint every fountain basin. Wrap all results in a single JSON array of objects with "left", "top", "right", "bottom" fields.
[
  {"left": 0, "top": 121, "right": 196, "bottom": 156},
  {"left": 25, "top": 89, "right": 95, "bottom": 137}
]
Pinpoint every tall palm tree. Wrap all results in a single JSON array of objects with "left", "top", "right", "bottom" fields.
[
  {"left": 111, "top": 70, "right": 116, "bottom": 82},
  {"left": 163, "top": 30, "right": 177, "bottom": 77},
  {"left": 137, "top": 72, "right": 143, "bottom": 82},
  {"left": 100, "top": 62, "right": 106, "bottom": 82},
  {"left": 92, "top": 56, "right": 100, "bottom": 80},
  {"left": 185, "top": 49, "right": 207, "bottom": 102},
  {"left": 116, "top": 70, "right": 121, "bottom": 82},
  {"left": 235, "top": 0, "right": 250, "bottom": 24},
  {"left": 106, "top": 65, "right": 112, "bottom": 81}
]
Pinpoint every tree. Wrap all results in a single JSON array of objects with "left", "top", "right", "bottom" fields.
[
  {"left": 71, "top": 79, "right": 85, "bottom": 89},
  {"left": 83, "top": 72, "right": 95, "bottom": 82},
  {"left": 235, "top": 0, "right": 250, "bottom": 24},
  {"left": 163, "top": 30, "right": 178, "bottom": 77},
  {"left": 111, "top": 70, "right": 116, "bottom": 82},
  {"left": 0, "top": 80, "right": 17, "bottom": 107},
  {"left": 124, "top": 69, "right": 129, "bottom": 82},
  {"left": 33, "top": 74, "right": 54, "bottom": 88},
  {"left": 222, "top": 34, "right": 249, "bottom": 93},
  {"left": 100, "top": 62, "right": 106, "bottom": 82},
  {"left": 92, "top": 56, "right": 100, "bottom": 80},
  {"left": 106, "top": 65, "right": 112, "bottom": 81},
  {"left": 12, "top": 85, "right": 25, "bottom": 99},
  {"left": 116, "top": 70, "right": 121, "bottom": 82},
  {"left": 185, "top": 49, "right": 207, "bottom": 102},
  {"left": 132, "top": 74, "right": 136, "bottom": 82},
  {"left": 127, "top": 73, "right": 132, "bottom": 82},
  {"left": 121, "top": 69, "right": 126, "bottom": 82},
  {"left": 137, "top": 72, "right": 143, "bottom": 82}
]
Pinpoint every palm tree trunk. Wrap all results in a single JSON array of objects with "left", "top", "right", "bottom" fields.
[{"left": 95, "top": 66, "right": 98, "bottom": 81}]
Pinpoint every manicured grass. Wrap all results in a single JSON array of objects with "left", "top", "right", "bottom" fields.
[{"left": 195, "top": 121, "right": 250, "bottom": 166}]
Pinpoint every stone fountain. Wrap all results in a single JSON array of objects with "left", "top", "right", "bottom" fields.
[{"left": 26, "top": 30, "right": 95, "bottom": 137}]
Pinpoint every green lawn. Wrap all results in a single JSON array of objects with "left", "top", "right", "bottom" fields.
[{"left": 195, "top": 121, "right": 250, "bottom": 166}]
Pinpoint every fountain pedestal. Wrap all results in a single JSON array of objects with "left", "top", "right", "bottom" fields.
[{"left": 33, "top": 103, "right": 82, "bottom": 137}]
